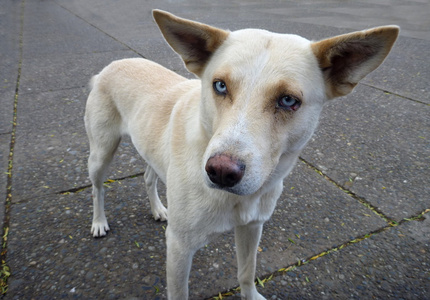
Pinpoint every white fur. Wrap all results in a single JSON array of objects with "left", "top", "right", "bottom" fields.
[{"left": 85, "top": 10, "right": 398, "bottom": 299}]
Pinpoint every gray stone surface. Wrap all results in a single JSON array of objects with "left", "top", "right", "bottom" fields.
[
  {"left": 258, "top": 217, "right": 430, "bottom": 299},
  {"left": 19, "top": 50, "right": 140, "bottom": 95},
  {"left": 362, "top": 37, "right": 430, "bottom": 104},
  {"left": 302, "top": 84, "right": 430, "bottom": 222},
  {"left": 2, "top": 0, "right": 429, "bottom": 299},
  {"left": 21, "top": 0, "right": 128, "bottom": 58},
  {"left": 264, "top": 0, "right": 430, "bottom": 41}
]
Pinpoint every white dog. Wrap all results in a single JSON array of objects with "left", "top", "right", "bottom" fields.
[{"left": 85, "top": 10, "right": 398, "bottom": 299}]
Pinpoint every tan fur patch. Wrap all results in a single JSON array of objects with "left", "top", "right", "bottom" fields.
[
  {"left": 212, "top": 69, "right": 238, "bottom": 104},
  {"left": 264, "top": 79, "right": 302, "bottom": 115}
]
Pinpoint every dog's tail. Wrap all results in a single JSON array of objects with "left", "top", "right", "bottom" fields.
[{"left": 88, "top": 75, "right": 98, "bottom": 91}]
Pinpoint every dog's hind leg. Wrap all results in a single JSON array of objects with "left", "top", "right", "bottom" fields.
[
  {"left": 87, "top": 134, "right": 121, "bottom": 237},
  {"left": 144, "top": 165, "right": 168, "bottom": 221},
  {"left": 85, "top": 99, "right": 122, "bottom": 237},
  {"left": 235, "top": 223, "right": 266, "bottom": 300}
]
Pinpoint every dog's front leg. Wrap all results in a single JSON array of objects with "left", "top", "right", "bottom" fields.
[
  {"left": 166, "top": 226, "right": 196, "bottom": 300},
  {"left": 235, "top": 223, "right": 266, "bottom": 300}
]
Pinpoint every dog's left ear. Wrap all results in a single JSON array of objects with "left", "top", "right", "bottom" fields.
[
  {"left": 153, "top": 10, "right": 229, "bottom": 77},
  {"left": 311, "top": 26, "right": 399, "bottom": 99}
]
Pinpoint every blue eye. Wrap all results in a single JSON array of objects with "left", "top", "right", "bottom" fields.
[
  {"left": 213, "top": 80, "right": 227, "bottom": 95},
  {"left": 277, "top": 95, "right": 301, "bottom": 111}
]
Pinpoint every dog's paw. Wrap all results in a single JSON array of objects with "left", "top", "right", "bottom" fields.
[
  {"left": 255, "top": 294, "right": 266, "bottom": 300},
  {"left": 241, "top": 294, "right": 266, "bottom": 300},
  {"left": 152, "top": 205, "right": 168, "bottom": 222},
  {"left": 241, "top": 289, "right": 266, "bottom": 300},
  {"left": 91, "top": 220, "right": 110, "bottom": 237}
]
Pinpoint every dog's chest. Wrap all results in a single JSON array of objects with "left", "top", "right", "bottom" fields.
[
  {"left": 232, "top": 199, "right": 262, "bottom": 226},
  {"left": 231, "top": 182, "right": 283, "bottom": 227},
  {"left": 204, "top": 197, "right": 266, "bottom": 234},
  {"left": 218, "top": 196, "right": 275, "bottom": 229}
]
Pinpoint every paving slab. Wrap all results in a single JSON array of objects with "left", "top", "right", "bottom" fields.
[
  {"left": 301, "top": 85, "right": 430, "bottom": 222},
  {"left": 21, "top": 0, "right": 128, "bottom": 58},
  {"left": 6, "top": 161, "right": 387, "bottom": 299},
  {"left": 19, "top": 50, "right": 139, "bottom": 95},
  {"left": 362, "top": 36, "right": 430, "bottom": 104},
  {"left": 273, "top": 0, "right": 430, "bottom": 41},
  {"left": 258, "top": 217, "right": 430, "bottom": 299},
  {"left": 0, "top": 77, "right": 18, "bottom": 137},
  {"left": 0, "top": 91, "right": 15, "bottom": 136},
  {"left": 0, "top": 0, "right": 20, "bottom": 134}
]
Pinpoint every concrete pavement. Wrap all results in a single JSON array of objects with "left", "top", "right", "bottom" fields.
[{"left": 0, "top": 0, "right": 429, "bottom": 298}]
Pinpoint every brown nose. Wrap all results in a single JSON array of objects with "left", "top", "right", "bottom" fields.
[{"left": 205, "top": 154, "right": 245, "bottom": 188}]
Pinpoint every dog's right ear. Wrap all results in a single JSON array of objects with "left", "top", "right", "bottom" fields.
[{"left": 153, "top": 10, "right": 229, "bottom": 77}]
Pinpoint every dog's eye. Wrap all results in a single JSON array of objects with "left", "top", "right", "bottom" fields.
[
  {"left": 213, "top": 80, "right": 227, "bottom": 95},
  {"left": 277, "top": 95, "right": 301, "bottom": 111}
]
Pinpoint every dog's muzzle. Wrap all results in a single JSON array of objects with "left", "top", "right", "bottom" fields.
[{"left": 205, "top": 154, "right": 245, "bottom": 188}]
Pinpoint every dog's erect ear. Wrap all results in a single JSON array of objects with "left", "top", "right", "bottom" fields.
[
  {"left": 153, "top": 10, "right": 229, "bottom": 77},
  {"left": 311, "top": 26, "right": 399, "bottom": 99}
]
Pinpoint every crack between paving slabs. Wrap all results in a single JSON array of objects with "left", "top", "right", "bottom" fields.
[
  {"left": 53, "top": 0, "right": 147, "bottom": 59},
  {"left": 5, "top": 171, "right": 147, "bottom": 213},
  {"left": 209, "top": 206, "right": 430, "bottom": 299},
  {"left": 0, "top": 0, "right": 25, "bottom": 294},
  {"left": 57, "top": 171, "right": 146, "bottom": 195},
  {"left": 360, "top": 82, "right": 430, "bottom": 106},
  {"left": 298, "top": 157, "right": 397, "bottom": 226}
]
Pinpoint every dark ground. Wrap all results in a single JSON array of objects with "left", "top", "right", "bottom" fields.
[{"left": 0, "top": 0, "right": 429, "bottom": 299}]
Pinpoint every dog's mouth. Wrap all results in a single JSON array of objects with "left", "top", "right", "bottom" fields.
[{"left": 205, "top": 179, "right": 249, "bottom": 196}]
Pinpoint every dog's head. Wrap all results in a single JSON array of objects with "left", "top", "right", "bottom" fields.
[{"left": 153, "top": 10, "right": 399, "bottom": 196}]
